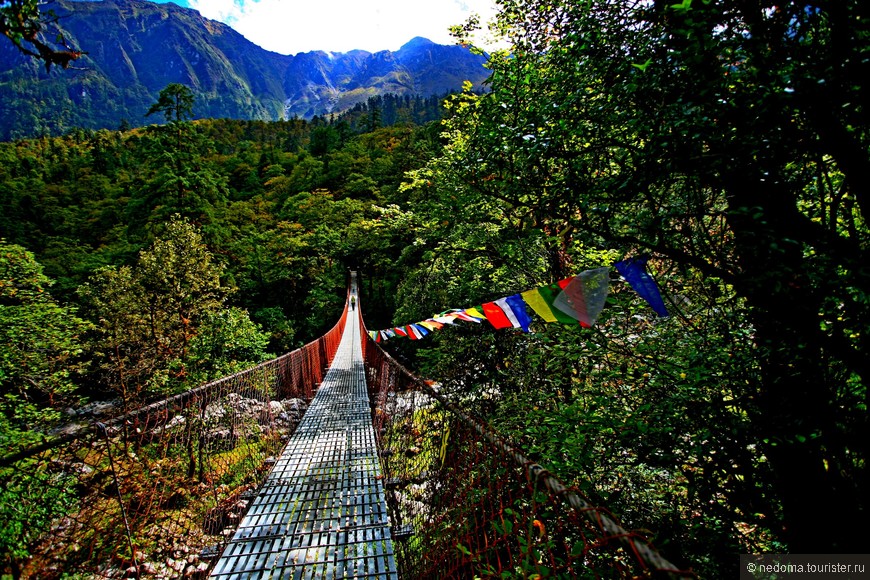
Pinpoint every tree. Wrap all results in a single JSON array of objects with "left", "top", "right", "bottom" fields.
[
  {"left": 189, "top": 307, "right": 270, "bottom": 382},
  {"left": 0, "top": 0, "right": 83, "bottom": 70},
  {"left": 133, "top": 85, "right": 229, "bottom": 228},
  {"left": 77, "top": 264, "right": 150, "bottom": 412},
  {"left": 146, "top": 83, "right": 195, "bottom": 124},
  {"left": 417, "top": 0, "right": 868, "bottom": 564},
  {"left": 0, "top": 240, "right": 90, "bottom": 453},
  {"left": 79, "top": 217, "right": 232, "bottom": 405},
  {"left": 136, "top": 217, "right": 228, "bottom": 368}
]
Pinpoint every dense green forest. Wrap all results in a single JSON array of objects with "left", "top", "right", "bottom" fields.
[
  {"left": 2, "top": 0, "right": 868, "bottom": 577},
  {"left": 0, "top": 90, "right": 438, "bottom": 441}
]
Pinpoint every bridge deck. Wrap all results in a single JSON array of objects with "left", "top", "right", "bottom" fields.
[{"left": 210, "top": 300, "right": 397, "bottom": 579}]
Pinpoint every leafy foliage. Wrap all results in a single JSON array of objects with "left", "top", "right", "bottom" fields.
[
  {"left": 388, "top": 0, "right": 869, "bottom": 574},
  {"left": 77, "top": 217, "right": 256, "bottom": 405},
  {"left": 0, "top": 88, "right": 442, "bottom": 411},
  {"left": 0, "top": 466, "right": 78, "bottom": 573},
  {"left": 0, "top": 241, "right": 90, "bottom": 453}
]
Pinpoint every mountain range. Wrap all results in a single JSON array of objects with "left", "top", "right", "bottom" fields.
[{"left": 0, "top": 0, "right": 490, "bottom": 140}]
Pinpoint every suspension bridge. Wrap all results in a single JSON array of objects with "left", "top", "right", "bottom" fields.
[
  {"left": 0, "top": 274, "right": 692, "bottom": 579},
  {"left": 210, "top": 283, "right": 396, "bottom": 578}
]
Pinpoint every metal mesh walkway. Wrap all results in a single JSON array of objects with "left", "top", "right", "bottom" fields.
[{"left": 210, "top": 292, "right": 397, "bottom": 579}]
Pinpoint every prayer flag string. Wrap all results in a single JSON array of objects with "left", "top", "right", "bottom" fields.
[{"left": 371, "top": 258, "right": 668, "bottom": 341}]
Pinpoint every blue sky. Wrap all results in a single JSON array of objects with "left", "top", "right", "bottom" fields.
[{"left": 153, "top": 0, "right": 501, "bottom": 55}]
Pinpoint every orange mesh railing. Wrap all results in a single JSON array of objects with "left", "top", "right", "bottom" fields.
[
  {"left": 359, "top": 308, "right": 693, "bottom": 579},
  {"left": 0, "top": 304, "right": 347, "bottom": 578}
]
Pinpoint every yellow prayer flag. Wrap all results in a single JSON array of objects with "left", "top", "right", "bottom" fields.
[
  {"left": 521, "top": 288, "right": 559, "bottom": 323},
  {"left": 418, "top": 320, "right": 443, "bottom": 331},
  {"left": 464, "top": 307, "right": 486, "bottom": 320}
]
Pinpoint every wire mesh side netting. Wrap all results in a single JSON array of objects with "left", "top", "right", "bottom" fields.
[
  {"left": 0, "top": 306, "right": 347, "bottom": 579},
  {"left": 359, "top": 317, "right": 693, "bottom": 579}
]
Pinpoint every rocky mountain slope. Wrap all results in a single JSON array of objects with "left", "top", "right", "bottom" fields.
[{"left": 0, "top": 0, "right": 489, "bottom": 139}]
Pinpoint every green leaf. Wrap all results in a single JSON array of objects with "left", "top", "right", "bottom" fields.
[{"left": 632, "top": 58, "right": 653, "bottom": 72}]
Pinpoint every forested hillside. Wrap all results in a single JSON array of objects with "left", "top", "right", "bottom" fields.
[
  {"left": 1, "top": 0, "right": 867, "bottom": 577},
  {"left": 0, "top": 89, "right": 440, "bottom": 450}
]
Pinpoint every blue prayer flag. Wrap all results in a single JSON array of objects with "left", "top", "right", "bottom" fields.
[
  {"left": 615, "top": 257, "right": 669, "bottom": 317},
  {"left": 504, "top": 294, "right": 534, "bottom": 332}
]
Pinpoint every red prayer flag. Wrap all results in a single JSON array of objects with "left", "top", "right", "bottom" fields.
[{"left": 482, "top": 301, "right": 513, "bottom": 329}]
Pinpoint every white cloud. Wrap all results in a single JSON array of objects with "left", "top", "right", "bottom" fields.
[
  {"left": 187, "top": 0, "right": 500, "bottom": 55},
  {"left": 189, "top": 0, "right": 246, "bottom": 24}
]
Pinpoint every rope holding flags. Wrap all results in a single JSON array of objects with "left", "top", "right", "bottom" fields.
[{"left": 370, "top": 256, "right": 669, "bottom": 342}]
